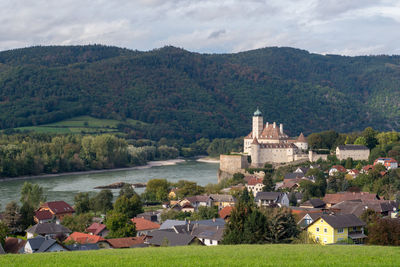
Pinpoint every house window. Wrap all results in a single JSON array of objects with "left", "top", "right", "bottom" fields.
[
  {"left": 323, "top": 238, "right": 327, "bottom": 243},
  {"left": 338, "top": 228, "right": 344, "bottom": 233},
  {"left": 353, "top": 227, "right": 357, "bottom": 231},
  {"left": 316, "top": 237, "right": 319, "bottom": 242},
  {"left": 316, "top": 227, "right": 319, "bottom": 232},
  {"left": 324, "top": 228, "right": 327, "bottom": 233}
]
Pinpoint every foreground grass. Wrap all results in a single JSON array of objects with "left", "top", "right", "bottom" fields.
[{"left": 1, "top": 244, "right": 400, "bottom": 267}]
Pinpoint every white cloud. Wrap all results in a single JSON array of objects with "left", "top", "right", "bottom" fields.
[{"left": 0, "top": 0, "right": 400, "bottom": 55}]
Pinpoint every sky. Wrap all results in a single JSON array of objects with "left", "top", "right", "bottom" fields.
[{"left": 1, "top": 0, "right": 400, "bottom": 55}]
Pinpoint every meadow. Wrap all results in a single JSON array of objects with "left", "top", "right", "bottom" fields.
[
  {"left": 15, "top": 115, "right": 147, "bottom": 134},
  {"left": 1, "top": 244, "right": 400, "bottom": 267}
]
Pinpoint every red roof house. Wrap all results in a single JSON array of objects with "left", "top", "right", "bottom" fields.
[
  {"left": 34, "top": 210, "right": 54, "bottom": 223},
  {"left": 37, "top": 201, "right": 75, "bottom": 222},
  {"left": 323, "top": 192, "right": 379, "bottom": 207},
  {"left": 102, "top": 236, "right": 146, "bottom": 249},
  {"left": 65, "top": 232, "right": 105, "bottom": 244},
  {"left": 86, "top": 223, "right": 108, "bottom": 237},
  {"left": 131, "top": 217, "right": 160, "bottom": 236},
  {"left": 219, "top": 206, "right": 233, "bottom": 220}
]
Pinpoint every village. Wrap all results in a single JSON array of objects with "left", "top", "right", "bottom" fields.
[{"left": 1, "top": 109, "right": 400, "bottom": 254}]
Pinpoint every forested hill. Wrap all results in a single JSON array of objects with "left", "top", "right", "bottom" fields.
[{"left": 1, "top": 45, "right": 400, "bottom": 142}]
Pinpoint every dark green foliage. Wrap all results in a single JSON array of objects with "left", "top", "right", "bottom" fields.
[
  {"left": 289, "top": 193, "right": 298, "bottom": 206},
  {"left": 113, "top": 195, "right": 143, "bottom": 219},
  {"left": 3, "top": 45, "right": 400, "bottom": 143},
  {"left": 174, "top": 180, "right": 205, "bottom": 199},
  {"left": 143, "top": 179, "right": 170, "bottom": 202},
  {"left": 105, "top": 211, "right": 136, "bottom": 238},
  {"left": 0, "top": 221, "right": 9, "bottom": 246},
  {"left": 19, "top": 202, "right": 35, "bottom": 230},
  {"left": 263, "top": 208, "right": 299, "bottom": 243},
  {"left": 345, "top": 157, "right": 353, "bottom": 169},
  {"left": 119, "top": 184, "right": 136, "bottom": 199},
  {"left": 74, "top": 193, "right": 91, "bottom": 215},
  {"left": 91, "top": 189, "right": 113, "bottom": 215},
  {"left": 160, "top": 210, "right": 192, "bottom": 221},
  {"left": 3, "top": 201, "right": 21, "bottom": 233},
  {"left": 20, "top": 182, "right": 46, "bottom": 209},
  {"left": 367, "top": 218, "right": 400, "bottom": 246},
  {"left": 62, "top": 213, "right": 93, "bottom": 233},
  {"left": 263, "top": 172, "right": 275, "bottom": 192}
]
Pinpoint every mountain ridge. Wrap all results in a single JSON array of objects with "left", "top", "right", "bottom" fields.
[{"left": 0, "top": 44, "right": 399, "bottom": 141}]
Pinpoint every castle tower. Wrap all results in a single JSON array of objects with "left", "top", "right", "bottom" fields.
[
  {"left": 251, "top": 137, "right": 262, "bottom": 167},
  {"left": 252, "top": 108, "right": 263, "bottom": 139}
]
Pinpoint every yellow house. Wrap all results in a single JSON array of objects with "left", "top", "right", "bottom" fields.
[
  {"left": 209, "top": 194, "right": 236, "bottom": 210},
  {"left": 306, "top": 213, "right": 366, "bottom": 245},
  {"left": 168, "top": 188, "right": 178, "bottom": 200}
]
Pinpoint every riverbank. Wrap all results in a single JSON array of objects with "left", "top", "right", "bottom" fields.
[
  {"left": 196, "top": 156, "right": 220, "bottom": 163},
  {"left": 0, "top": 158, "right": 187, "bottom": 182}
]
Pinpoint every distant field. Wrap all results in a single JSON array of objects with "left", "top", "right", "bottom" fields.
[
  {"left": 1, "top": 244, "right": 400, "bottom": 267},
  {"left": 15, "top": 116, "right": 148, "bottom": 134}
]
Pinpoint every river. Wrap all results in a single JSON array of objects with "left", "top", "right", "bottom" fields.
[{"left": 0, "top": 159, "right": 219, "bottom": 206}]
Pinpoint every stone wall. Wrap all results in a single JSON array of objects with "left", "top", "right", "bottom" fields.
[
  {"left": 218, "top": 154, "right": 249, "bottom": 183},
  {"left": 308, "top": 151, "right": 329, "bottom": 162},
  {"left": 336, "top": 148, "right": 370, "bottom": 161}
]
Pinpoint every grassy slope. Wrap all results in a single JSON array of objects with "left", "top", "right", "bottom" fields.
[
  {"left": 1, "top": 244, "right": 400, "bottom": 267},
  {"left": 15, "top": 116, "right": 147, "bottom": 134}
]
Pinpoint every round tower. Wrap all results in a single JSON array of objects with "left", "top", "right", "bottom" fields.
[
  {"left": 251, "top": 137, "right": 262, "bottom": 167},
  {"left": 252, "top": 108, "right": 263, "bottom": 139}
]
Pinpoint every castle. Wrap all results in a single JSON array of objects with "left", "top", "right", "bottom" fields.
[{"left": 243, "top": 108, "right": 308, "bottom": 167}]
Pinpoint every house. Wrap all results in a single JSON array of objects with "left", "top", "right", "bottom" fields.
[
  {"left": 362, "top": 165, "right": 374, "bottom": 173},
  {"left": 145, "top": 230, "right": 202, "bottom": 247},
  {"left": 297, "top": 212, "right": 324, "bottom": 228},
  {"left": 131, "top": 217, "right": 160, "bottom": 236},
  {"left": 36, "top": 201, "right": 75, "bottom": 223},
  {"left": 26, "top": 223, "right": 71, "bottom": 239},
  {"left": 246, "top": 177, "right": 264, "bottom": 197},
  {"left": 100, "top": 237, "right": 147, "bottom": 249},
  {"left": 159, "top": 220, "right": 187, "bottom": 230},
  {"left": 323, "top": 192, "right": 379, "bottom": 208},
  {"left": 336, "top": 145, "right": 370, "bottom": 161},
  {"left": 24, "top": 236, "right": 69, "bottom": 253},
  {"left": 86, "top": 223, "right": 108, "bottom": 237},
  {"left": 181, "top": 203, "right": 195, "bottom": 213},
  {"left": 209, "top": 194, "right": 236, "bottom": 210},
  {"left": 219, "top": 206, "right": 234, "bottom": 221},
  {"left": 294, "top": 167, "right": 310, "bottom": 175},
  {"left": 281, "top": 178, "right": 302, "bottom": 190},
  {"left": 347, "top": 169, "right": 360, "bottom": 179},
  {"left": 329, "top": 165, "right": 347, "bottom": 176},
  {"left": 136, "top": 211, "right": 160, "bottom": 223},
  {"left": 255, "top": 192, "right": 289, "bottom": 207},
  {"left": 180, "top": 195, "right": 212, "bottom": 211},
  {"left": 65, "top": 232, "right": 105, "bottom": 244},
  {"left": 191, "top": 225, "right": 225, "bottom": 246},
  {"left": 331, "top": 199, "right": 398, "bottom": 217},
  {"left": 374, "top": 157, "right": 398, "bottom": 170},
  {"left": 306, "top": 213, "right": 366, "bottom": 245},
  {"left": 192, "top": 218, "right": 225, "bottom": 227},
  {"left": 66, "top": 243, "right": 100, "bottom": 251},
  {"left": 300, "top": 199, "right": 326, "bottom": 209},
  {"left": 284, "top": 172, "right": 305, "bottom": 180},
  {"left": 3, "top": 237, "right": 26, "bottom": 254},
  {"left": 34, "top": 210, "right": 54, "bottom": 224}
]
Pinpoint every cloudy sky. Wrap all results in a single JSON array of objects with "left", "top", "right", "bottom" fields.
[{"left": 1, "top": 0, "right": 400, "bottom": 55}]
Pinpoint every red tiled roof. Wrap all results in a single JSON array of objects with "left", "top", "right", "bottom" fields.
[
  {"left": 331, "top": 165, "right": 347, "bottom": 173},
  {"left": 219, "top": 206, "right": 233, "bottom": 219},
  {"left": 131, "top": 217, "right": 160, "bottom": 231},
  {"left": 247, "top": 177, "right": 263, "bottom": 186},
  {"left": 86, "top": 223, "right": 106, "bottom": 236},
  {"left": 34, "top": 210, "right": 53, "bottom": 220},
  {"left": 4, "top": 237, "right": 26, "bottom": 254},
  {"left": 251, "top": 137, "right": 259, "bottom": 145},
  {"left": 41, "top": 201, "right": 75, "bottom": 215},
  {"left": 65, "top": 232, "right": 104, "bottom": 244},
  {"left": 105, "top": 237, "right": 145, "bottom": 248},
  {"left": 323, "top": 192, "right": 378, "bottom": 205}
]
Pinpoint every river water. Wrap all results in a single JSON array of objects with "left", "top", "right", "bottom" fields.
[{"left": 0, "top": 159, "right": 219, "bottom": 207}]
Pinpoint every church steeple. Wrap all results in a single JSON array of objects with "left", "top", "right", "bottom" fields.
[{"left": 252, "top": 108, "right": 263, "bottom": 139}]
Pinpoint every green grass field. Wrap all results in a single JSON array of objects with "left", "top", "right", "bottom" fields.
[
  {"left": 1, "top": 244, "right": 399, "bottom": 267},
  {"left": 15, "top": 116, "right": 148, "bottom": 134}
]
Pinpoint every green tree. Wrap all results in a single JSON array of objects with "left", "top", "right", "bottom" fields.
[
  {"left": 175, "top": 180, "right": 205, "bottom": 199},
  {"left": 345, "top": 157, "right": 353, "bottom": 169},
  {"left": 19, "top": 202, "right": 35, "bottom": 230},
  {"left": 263, "top": 207, "right": 299, "bottom": 243},
  {"left": 20, "top": 182, "right": 46, "bottom": 209},
  {"left": 62, "top": 213, "right": 93, "bottom": 232},
  {"left": 354, "top": 136, "right": 367, "bottom": 146},
  {"left": 190, "top": 206, "right": 219, "bottom": 221},
  {"left": 119, "top": 184, "right": 135, "bottom": 199},
  {"left": 74, "top": 192, "right": 91, "bottom": 214},
  {"left": 113, "top": 195, "right": 143, "bottom": 219},
  {"left": 363, "top": 127, "right": 378, "bottom": 150},
  {"left": 3, "top": 201, "right": 21, "bottom": 233},
  {"left": 106, "top": 211, "right": 136, "bottom": 238},
  {"left": 263, "top": 172, "right": 275, "bottom": 192},
  {"left": 91, "top": 189, "right": 113, "bottom": 215},
  {"left": 0, "top": 221, "right": 9, "bottom": 246},
  {"left": 143, "top": 179, "right": 170, "bottom": 202}
]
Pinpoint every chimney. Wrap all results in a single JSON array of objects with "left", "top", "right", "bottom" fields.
[
  {"left": 280, "top": 124, "right": 283, "bottom": 134},
  {"left": 212, "top": 217, "right": 216, "bottom": 222},
  {"left": 273, "top": 122, "right": 276, "bottom": 128},
  {"left": 266, "top": 122, "right": 269, "bottom": 127}
]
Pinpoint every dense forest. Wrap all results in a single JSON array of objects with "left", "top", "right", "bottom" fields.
[{"left": 1, "top": 45, "right": 400, "bottom": 142}]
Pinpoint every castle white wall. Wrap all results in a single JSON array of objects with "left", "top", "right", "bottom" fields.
[{"left": 336, "top": 147, "right": 370, "bottom": 161}]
